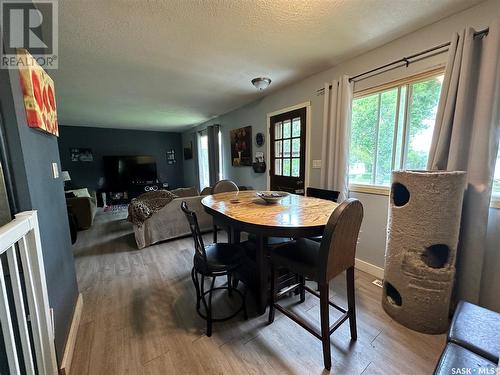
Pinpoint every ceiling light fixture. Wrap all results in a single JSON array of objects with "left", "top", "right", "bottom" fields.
[{"left": 251, "top": 77, "right": 272, "bottom": 91}]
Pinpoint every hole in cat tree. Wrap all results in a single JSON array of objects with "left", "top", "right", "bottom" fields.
[
  {"left": 384, "top": 281, "right": 402, "bottom": 307},
  {"left": 421, "top": 244, "right": 450, "bottom": 268},
  {"left": 392, "top": 182, "right": 410, "bottom": 207}
]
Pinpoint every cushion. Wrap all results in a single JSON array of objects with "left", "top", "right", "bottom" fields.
[
  {"left": 433, "top": 343, "right": 496, "bottom": 375},
  {"left": 270, "top": 238, "right": 321, "bottom": 280},
  {"left": 66, "top": 188, "right": 91, "bottom": 198},
  {"left": 171, "top": 187, "right": 199, "bottom": 198},
  {"left": 449, "top": 300, "right": 500, "bottom": 363},
  {"left": 193, "top": 242, "right": 246, "bottom": 274}
]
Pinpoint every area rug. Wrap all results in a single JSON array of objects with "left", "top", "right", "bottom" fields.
[{"left": 103, "top": 204, "right": 128, "bottom": 212}]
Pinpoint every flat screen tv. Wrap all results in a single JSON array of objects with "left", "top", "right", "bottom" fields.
[{"left": 103, "top": 155, "right": 157, "bottom": 187}]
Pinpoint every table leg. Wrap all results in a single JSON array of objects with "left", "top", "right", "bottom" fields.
[
  {"left": 256, "top": 234, "right": 268, "bottom": 315},
  {"left": 231, "top": 228, "right": 241, "bottom": 244}
]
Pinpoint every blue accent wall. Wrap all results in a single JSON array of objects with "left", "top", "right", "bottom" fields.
[
  {"left": 58, "top": 125, "right": 184, "bottom": 191},
  {"left": 1, "top": 66, "right": 79, "bottom": 363}
]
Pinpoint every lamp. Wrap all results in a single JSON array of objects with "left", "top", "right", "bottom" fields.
[
  {"left": 62, "top": 171, "right": 71, "bottom": 182},
  {"left": 251, "top": 77, "right": 272, "bottom": 91}
]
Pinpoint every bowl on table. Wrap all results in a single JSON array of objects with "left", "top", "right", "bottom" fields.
[{"left": 256, "top": 191, "right": 289, "bottom": 204}]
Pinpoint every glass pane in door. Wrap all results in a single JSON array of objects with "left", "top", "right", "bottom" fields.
[
  {"left": 282, "top": 159, "right": 291, "bottom": 176},
  {"left": 292, "top": 118, "right": 301, "bottom": 137},
  {"left": 292, "top": 138, "right": 300, "bottom": 157},
  {"left": 275, "top": 141, "right": 282, "bottom": 157},
  {"left": 291, "top": 158, "right": 300, "bottom": 177},
  {"left": 275, "top": 159, "right": 282, "bottom": 176},
  {"left": 283, "top": 120, "right": 291, "bottom": 138},
  {"left": 283, "top": 139, "right": 291, "bottom": 157},
  {"left": 275, "top": 122, "right": 282, "bottom": 139}
]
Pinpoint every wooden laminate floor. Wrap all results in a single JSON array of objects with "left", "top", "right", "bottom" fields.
[{"left": 70, "top": 208, "right": 445, "bottom": 375}]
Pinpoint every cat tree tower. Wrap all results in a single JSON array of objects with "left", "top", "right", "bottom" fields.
[{"left": 382, "top": 170, "right": 466, "bottom": 334}]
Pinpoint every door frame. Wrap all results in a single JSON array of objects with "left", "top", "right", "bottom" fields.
[{"left": 266, "top": 101, "right": 311, "bottom": 190}]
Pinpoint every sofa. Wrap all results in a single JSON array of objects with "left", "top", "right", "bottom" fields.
[
  {"left": 66, "top": 188, "right": 97, "bottom": 230},
  {"left": 433, "top": 300, "right": 499, "bottom": 374},
  {"left": 133, "top": 187, "right": 213, "bottom": 249}
]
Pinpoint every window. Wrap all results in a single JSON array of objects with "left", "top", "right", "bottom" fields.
[
  {"left": 198, "top": 131, "right": 210, "bottom": 191},
  {"left": 218, "top": 128, "right": 223, "bottom": 181},
  {"left": 493, "top": 146, "right": 500, "bottom": 206},
  {"left": 198, "top": 127, "right": 223, "bottom": 191},
  {"left": 349, "top": 73, "right": 444, "bottom": 188}
]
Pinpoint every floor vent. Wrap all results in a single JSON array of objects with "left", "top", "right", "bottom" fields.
[{"left": 372, "top": 279, "right": 383, "bottom": 288}]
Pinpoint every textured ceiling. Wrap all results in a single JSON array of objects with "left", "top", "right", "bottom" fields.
[{"left": 53, "top": 0, "right": 482, "bottom": 132}]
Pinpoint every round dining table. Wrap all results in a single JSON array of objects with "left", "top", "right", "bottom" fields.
[{"left": 201, "top": 190, "right": 339, "bottom": 314}]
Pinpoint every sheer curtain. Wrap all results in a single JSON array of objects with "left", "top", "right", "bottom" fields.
[
  {"left": 320, "top": 75, "right": 353, "bottom": 201},
  {"left": 427, "top": 21, "right": 500, "bottom": 304}
]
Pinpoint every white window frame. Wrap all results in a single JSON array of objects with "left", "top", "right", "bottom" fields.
[{"left": 348, "top": 68, "right": 445, "bottom": 196}]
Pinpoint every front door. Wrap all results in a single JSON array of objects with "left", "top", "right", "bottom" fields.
[{"left": 270, "top": 107, "right": 306, "bottom": 194}]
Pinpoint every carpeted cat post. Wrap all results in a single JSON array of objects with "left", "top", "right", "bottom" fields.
[{"left": 382, "top": 170, "right": 466, "bottom": 333}]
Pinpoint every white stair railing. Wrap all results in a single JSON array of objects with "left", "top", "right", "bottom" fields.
[{"left": 0, "top": 211, "right": 58, "bottom": 375}]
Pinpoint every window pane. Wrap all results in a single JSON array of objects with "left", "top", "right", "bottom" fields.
[
  {"left": 292, "top": 138, "right": 300, "bottom": 157},
  {"left": 275, "top": 122, "right": 282, "bottom": 139},
  {"left": 493, "top": 147, "right": 500, "bottom": 195},
  {"left": 218, "top": 129, "right": 223, "bottom": 180},
  {"left": 283, "top": 159, "right": 291, "bottom": 176},
  {"left": 283, "top": 120, "right": 291, "bottom": 138},
  {"left": 292, "top": 118, "right": 301, "bottom": 137},
  {"left": 198, "top": 133, "right": 210, "bottom": 190},
  {"left": 375, "top": 89, "right": 398, "bottom": 185},
  {"left": 275, "top": 159, "right": 282, "bottom": 176},
  {"left": 349, "top": 93, "right": 378, "bottom": 184},
  {"left": 405, "top": 76, "right": 443, "bottom": 170},
  {"left": 394, "top": 85, "right": 407, "bottom": 170},
  {"left": 283, "top": 139, "right": 291, "bottom": 157},
  {"left": 275, "top": 140, "right": 282, "bottom": 157},
  {"left": 291, "top": 158, "right": 300, "bottom": 177}
]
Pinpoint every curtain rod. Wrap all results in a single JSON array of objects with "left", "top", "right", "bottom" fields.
[{"left": 317, "top": 27, "right": 489, "bottom": 94}]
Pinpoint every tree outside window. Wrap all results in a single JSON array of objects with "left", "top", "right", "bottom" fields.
[{"left": 349, "top": 74, "right": 443, "bottom": 187}]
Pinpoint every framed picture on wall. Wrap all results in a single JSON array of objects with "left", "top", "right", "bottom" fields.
[
  {"left": 70, "top": 148, "right": 93, "bottom": 162},
  {"left": 230, "top": 126, "right": 252, "bottom": 166},
  {"left": 167, "top": 149, "right": 176, "bottom": 165}
]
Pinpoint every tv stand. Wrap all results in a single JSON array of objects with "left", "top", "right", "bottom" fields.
[
  {"left": 103, "top": 181, "right": 169, "bottom": 205},
  {"left": 128, "top": 182, "right": 169, "bottom": 197}
]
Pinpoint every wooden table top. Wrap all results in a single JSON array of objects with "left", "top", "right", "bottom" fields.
[{"left": 201, "top": 190, "right": 338, "bottom": 229}]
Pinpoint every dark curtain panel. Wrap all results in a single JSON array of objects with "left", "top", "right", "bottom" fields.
[{"left": 207, "top": 125, "right": 220, "bottom": 187}]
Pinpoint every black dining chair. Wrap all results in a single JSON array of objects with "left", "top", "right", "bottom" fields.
[
  {"left": 306, "top": 187, "right": 340, "bottom": 243},
  {"left": 181, "top": 201, "right": 248, "bottom": 336},
  {"left": 267, "top": 198, "right": 363, "bottom": 370},
  {"left": 212, "top": 180, "right": 239, "bottom": 243},
  {"left": 306, "top": 187, "right": 340, "bottom": 202}
]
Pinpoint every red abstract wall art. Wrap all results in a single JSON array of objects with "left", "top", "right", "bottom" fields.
[{"left": 17, "top": 49, "right": 59, "bottom": 136}]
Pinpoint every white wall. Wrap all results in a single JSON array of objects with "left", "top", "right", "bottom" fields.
[{"left": 182, "top": 0, "right": 500, "bottom": 310}]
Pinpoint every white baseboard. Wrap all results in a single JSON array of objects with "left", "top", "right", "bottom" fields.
[
  {"left": 355, "top": 258, "right": 384, "bottom": 279},
  {"left": 59, "top": 293, "right": 83, "bottom": 375}
]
